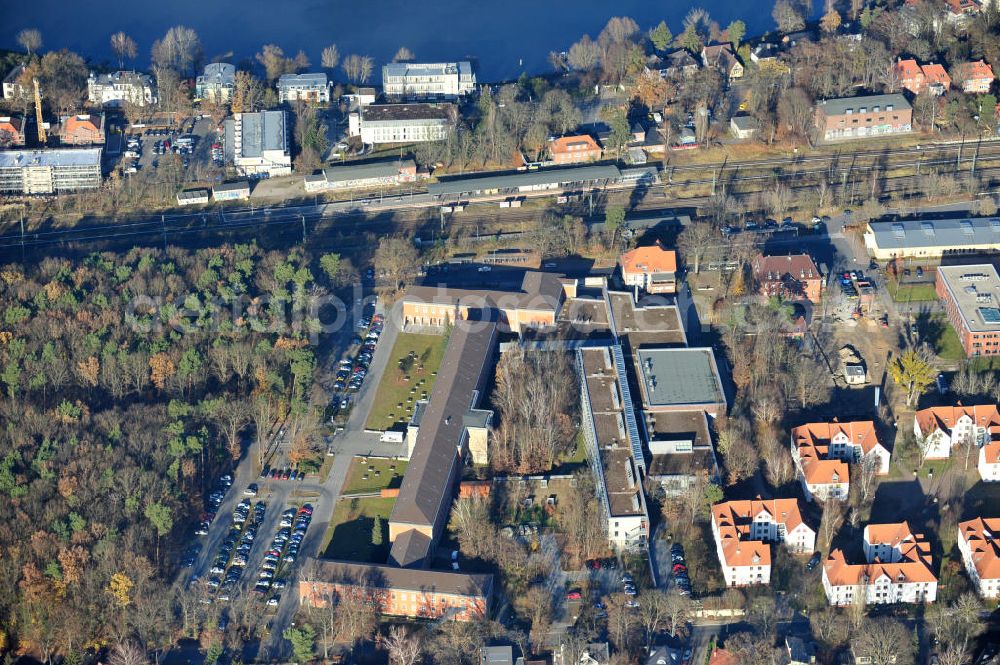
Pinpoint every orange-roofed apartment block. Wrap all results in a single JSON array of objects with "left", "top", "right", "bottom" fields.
[
  {"left": 958, "top": 517, "right": 1000, "bottom": 598},
  {"left": 823, "top": 522, "right": 937, "bottom": 605},
  {"left": 549, "top": 135, "right": 603, "bottom": 165},
  {"left": 790, "top": 421, "right": 891, "bottom": 502},
  {"left": 619, "top": 241, "right": 678, "bottom": 294},
  {"left": 955, "top": 60, "right": 995, "bottom": 93},
  {"left": 894, "top": 59, "right": 951, "bottom": 96},
  {"left": 913, "top": 403, "right": 1000, "bottom": 460},
  {"left": 711, "top": 498, "right": 815, "bottom": 587}
]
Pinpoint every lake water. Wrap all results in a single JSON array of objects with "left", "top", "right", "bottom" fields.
[{"left": 1, "top": 0, "right": 787, "bottom": 82}]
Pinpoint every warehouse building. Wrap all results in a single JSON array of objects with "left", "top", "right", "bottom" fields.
[{"left": 864, "top": 217, "right": 1000, "bottom": 260}]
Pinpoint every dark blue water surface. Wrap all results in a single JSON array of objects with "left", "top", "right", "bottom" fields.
[{"left": 0, "top": 0, "right": 784, "bottom": 82}]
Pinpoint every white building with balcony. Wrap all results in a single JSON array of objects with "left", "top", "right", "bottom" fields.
[
  {"left": 87, "top": 71, "right": 156, "bottom": 108},
  {"left": 382, "top": 61, "right": 476, "bottom": 99}
]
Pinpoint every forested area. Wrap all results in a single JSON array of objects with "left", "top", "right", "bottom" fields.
[{"left": 0, "top": 243, "right": 326, "bottom": 661}]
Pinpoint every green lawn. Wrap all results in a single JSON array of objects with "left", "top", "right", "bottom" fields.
[
  {"left": 929, "top": 314, "right": 966, "bottom": 361},
  {"left": 342, "top": 456, "right": 408, "bottom": 495},
  {"left": 890, "top": 281, "right": 938, "bottom": 303},
  {"left": 365, "top": 332, "right": 449, "bottom": 431},
  {"left": 320, "top": 496, "right": 396, "bottom": 563}
]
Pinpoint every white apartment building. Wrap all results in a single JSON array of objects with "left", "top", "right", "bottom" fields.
[
  {"left": 227, "top": 111, "right": 292, "bottom": 178},
  {"left": 87, "top": 71, "right": 156, "bottom": 108},
  {"left": 0, "top": 148, "right": 102, "bottom": 194},
  {"left": 277, "top": 73, "right": 330, "bottom": 103},
  {"left": 790, "top": 420, "right": 891, "bottom": 502},
  {"left": 382, "top": 61, "right": 476, "bottom": 98},
  {"left": 958, "top": 517, "right": 1000, "bottom": 599},
  {"left": 823, "top": 522, "right": 938, "bottom": 606},
  {"left": 349, "top": 103, "right": 453, "bottom": 145},
  {"left": 913, "top": 404, "right": 1000, "bottom": 459},
  {"left": 2, "top": 64, "right": 26, "bottom": 100},
  {"left": 196, "top": 63, "right": 236, "bottom": 103},
  {"left": 711, "top": 499, "right": 815, "bottom": 587},
  {"left": 980, "top": 443, "right": 1000, "bottom": 481}
]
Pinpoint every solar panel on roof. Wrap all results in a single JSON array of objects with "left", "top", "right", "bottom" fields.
[
  {"left": 979, "top": 307, "right": 1000, "bottom": 324},
  {"left": 892, "top": 223, "right": 905, "bottom": 238},
  {"left": 961, "top": 221, "right": 974, "bottom": 235},
  {"left": 921, "top": 222, "right": 935, "bottom": 236},
  {"left": 992, "top": 219, "right": 1000, "bottom": 232}
]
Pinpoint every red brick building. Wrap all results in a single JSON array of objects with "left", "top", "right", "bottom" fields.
[
  {"left": 299, "top": 561, "right": 492, "bottom": 621},
  {"left": 0, "top": 116, "right": 24, "bottom": 147},
  {"left": 814, "top": 94, "right": 912, "bottom": 142},
  {"left": 60, "top": 114, "right": 105, "bottom": 146},
  {"left": 549, "top": 134, "right": 602, "bottom": 165},
  {"left": 752, "top": 254, "right": 822, "bottom": 303},
  {"left": 936, "top": 264, "right": 1000, "bottom": 357}
]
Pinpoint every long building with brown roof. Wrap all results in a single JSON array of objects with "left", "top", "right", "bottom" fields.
[
  {"left": 388, "top": 317, "right": 499, "bottom": 566},
  {"left": 402, "top": 271, "right": 572, "bottom": 334},
  {"left": 300, "top": 560, "right": 492, "bottom": 621},
  {"left": 790, "top": 420, "right": 890, "bottom": 502},
  {"left": 958, "top": 517, "right": 1000, "bottom": 599},
  {"left": 711, "top": 498, "right": 815, "bottom": 586},
  {"left": 823, "top": 522, "right": 937, "bottom": 605}
]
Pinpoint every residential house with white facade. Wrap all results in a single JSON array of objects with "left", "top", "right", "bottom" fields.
[
  {"left": 958, "top": 517, "right": 1000, "bottom": 599},
  {"left": 711, "top": 498, "right": 815, "bottom": 587},
  {"left": 196, "top": 63, "right": 236, "bottom": 103},
  {"left": 349, "top": 103, "right": 454, "bottom": 145},
  {"left": 823, "top": 522, "right": 937, "bottom": 606},
  {"left": 913, "top": 403, "right": 1000, "bottom": 459},
  {"left": 277, "top": 73, "right": 330, "bottom": 103},
  {"left": 2, "top": 64, "right": 26, "bottom": 100},
  {"left": 87, "top": 71, "right": 156, "bottom": 108},
  {"left": 981, "top": 443, "right": 1000, "bottom": 481},
  {"left": 382, "top": 61, "right": 476, "bottom": 99},
  {"left": 790, "top": 420, "right": 891, "bottom": 502}
]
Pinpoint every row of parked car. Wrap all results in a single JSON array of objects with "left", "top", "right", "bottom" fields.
[
  {"left": 194, "top": 473, "right": 234, "bottom": 536},
  {"left": 335, "top": 312, "right": 384, "bottom": 394},
  {"left": 207, "top": 499, "right": 267, "bottom": 602},
  {"left": 670, "top": 543, "right": 691, "bottom": 596},
  {"left": 260, "top": 465, "right": 307, "bottom": 482},
  {"left": 254, "top": 504, "right": 313, "bottom": 607}
]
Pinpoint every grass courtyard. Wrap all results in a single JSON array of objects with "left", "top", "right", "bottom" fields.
[
  {"left": 341, "top": 456, "right": 408, "bottom": 495},
  {"left": 365, "top": 332, "right": 449, "bottom": 431},
  {"left": 927, "top": 313, "right": 965, "bottom": 361},
  {"left": 889, "top": 281, "right": 938, "bottom": 303},
  {"left": 320, "top": 496, "right": 396, "bottom": 563}
]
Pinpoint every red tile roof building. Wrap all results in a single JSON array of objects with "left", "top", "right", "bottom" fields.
[
  {"left": 619, "top": 240, "right": 678, "bottom": 294},
  {"left": 954, "top": 60, "right": 995, "bottom": 93},
  {"left": 711, "top": 498, "right": 815, "bottom": 587},
  {"left": 913, "top": 403, "right": 1000, "bottom": 459},
  {"left": 60, "top": 114, "right": 105, "bottom": 146},
  {"left": 894, "top": 59, "right": 952, "bottom": 96},
  {"left": 980, "top": 442, "right": 1000, "bottom": 482},
  {"left": 752, "top": 254, "right": 822, "bottom": 303},
  {"left": 958, "top": 517, "right": 1000, "bottom": 598},
  {"left": 549, "top": 135, "right": 602, "bottom": 165},
  {"left": 790, "top": 420, "right": 890, "bottom": 502},
  {"left": 823, "top": 522, "right": 937, "bottom": 605},
  {"left": 0, "top": 115, "right": 24, "bottom": 147}
]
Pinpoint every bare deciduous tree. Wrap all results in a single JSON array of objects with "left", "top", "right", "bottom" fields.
[
  {"left": 393, "top": 47, "right": 415, "bottom": 62},
  {"left": 852, "top": 617, "right": 912, "bottom": 665},
  {"left": 321, "top": 44, "right": 340, "bottom": 70},
  {"left": 17, "top": 29, "right": 43, "bottom": 57},
  {"left": 151, "top": 26, "right": 202, "bottom": 75},
  {"left": 111, "top": 32, "right": 137, "bottom": 69},
  {"left": 384, "top": 625, "right": 423, "bottom": 665}
]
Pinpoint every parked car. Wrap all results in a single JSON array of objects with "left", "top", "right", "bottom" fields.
[{"left": 806, "top": 552, "right": 822, "bottom": 571}]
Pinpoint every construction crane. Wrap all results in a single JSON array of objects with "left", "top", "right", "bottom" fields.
[{"left": 32, "top": 78, "right": 45, "bottom": 145}]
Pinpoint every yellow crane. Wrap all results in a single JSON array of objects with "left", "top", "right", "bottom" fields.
[{"left": 32, "top": 78, "right": 45, "bottom": 145}]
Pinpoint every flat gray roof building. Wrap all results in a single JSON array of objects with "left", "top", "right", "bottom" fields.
[
  {"left": 0, "top": 148, "right": 102, "bottom": 194},
  {"left": 864, "top": 217, "right": 1000, "bottom": 259},
  {"left": 635, "top": 347, "right": 726, "bottom": 414},
  {"left": 427, "top": 165, "right": 621, "bottom": 198},
  {"left": 937, "top": 264, "right": 1000, "bottom": 334}
]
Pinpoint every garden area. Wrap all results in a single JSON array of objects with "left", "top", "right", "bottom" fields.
[
  {"left": 889, "top": 281, "right": 938, "bottom": 303},
  {"left": 365, "top": 332, "right": 449, "bottom": 431},
  {"left": 341, "top": 456, "right": 408, "bottom": 495},
  {"left": 320, "top": 496, "right": 396, "bottom": 563},
  {"left": 927, "top": 313, "right": 965, "bottom": 361}
]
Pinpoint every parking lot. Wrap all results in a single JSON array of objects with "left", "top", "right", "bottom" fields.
[{"left": 121, "top": 116, "right": 221, "bottom": 183}]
